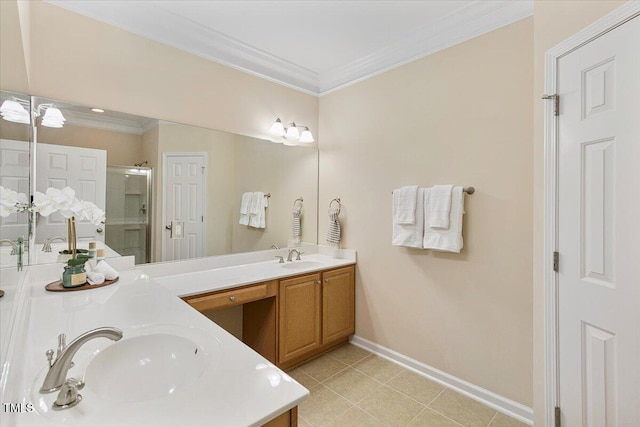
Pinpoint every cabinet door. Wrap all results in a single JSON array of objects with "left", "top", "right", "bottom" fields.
[
  {"left": 322, "top": 266, "right": 355, "bottom": 344},
  {"left": 279, "top": 273, "right": 322, "bottom": 364}
]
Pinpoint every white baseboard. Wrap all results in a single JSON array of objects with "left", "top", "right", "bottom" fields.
[{"left": 350, "top": 335, "right": 534, "bottom": 425}]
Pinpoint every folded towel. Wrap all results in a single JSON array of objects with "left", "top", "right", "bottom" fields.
[
  {"left": 423, "top": 186, "right": 464, "bottom": 253},
  {"left": 248, "top": 192, "right": 261, "bottom": 216},
  {"left": 326, "top": 208, "right": 342, "bottom": 247},
  {"left": 87, "top": 271, "right": 105, "bottom": 285},
  {"left": 428, "top": 185, "right": 453, "bottom": 229},
  {"left": 249, "top": 192, "right": 268, "bottom": 229},
  {"left": 392, "top": 187, "right": 425, "bottom": 248},
  {"left": 239, "top": 192, "right": 252, "bottom": 225},
  {"left": 94, "top": 260, "right": 119, "bottom": 280},
  {"left": 293, "top": 205, "right": 302, "bottom": 239},
  {"left": 392, "top": 185, "right": 419, "bottom": 224}
]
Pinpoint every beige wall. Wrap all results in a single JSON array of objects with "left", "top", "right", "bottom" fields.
[
  {"left": 25, "top": 0, "right": 317, "bottom": 143},
  {"left": 319, "top": 18, "right": 534, "bottom": 406},
  {"left": 531, "top": 1, "right": 626, "bottom": 425},
  {"left": 37, "top": 124, "right": 143, "bottom": 166},
  {"left": 0, "top": 1, "right": 29, "bottom": 93}
]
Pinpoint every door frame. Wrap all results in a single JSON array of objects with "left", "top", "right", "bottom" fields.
[
  {"left": 542, "top": 3, "right": 640, "bottom": 425},
  {"left": 161, "top": 152, "right": 208, "bottom": 261}
]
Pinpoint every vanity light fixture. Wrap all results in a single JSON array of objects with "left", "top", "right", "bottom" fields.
[
  {"left": 0, "top": 99, "right": 30, "bottom": 124},
  {"left": 269, "top": 118, "right": 314, "bottom": 144},
  {"left": 91, "top": 108, "right": 105, "bottom": 113},
  {"left": 40, "top": 107, "right": 66, "bottom": 128}
]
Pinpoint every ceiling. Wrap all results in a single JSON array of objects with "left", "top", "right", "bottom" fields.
[{"left": 46, "top": 0, "right": 533, "bottom": 95}]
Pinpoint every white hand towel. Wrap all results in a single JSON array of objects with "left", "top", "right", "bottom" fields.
[
  {"left": 239, "top": 192, "right": 252, "bottom": 225},
  {"left": 392, "top": 187, "right": 425, "bottom": 248},
  {"left": 326, "top": 208, "right": 341, "bottom": 247},
  {"left": 87, "top": 271, "right": 105, "bottom": 285},
  {"left": 423, "top": 186, "right": 464, "bottom": 253},
  {"left": 94, "top": 260, "right": 119, "bottom": 280},
  {"left": 428, "top": 185, "right": 453, "bottom": 229},
  {"left": 248, "top": 192, "right": 261, "bottom": 216},
  {"left": 392, "top": 185, "right": 419, "bottom": 224},
  {"left": 249, "top": 192, "right": 267, "bottom": 229}
]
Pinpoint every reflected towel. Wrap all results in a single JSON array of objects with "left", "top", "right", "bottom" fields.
[
  {"left": 428, "top": 185, "right": 453, "bottom": 229},
  {"left": 293, "top": 205, "right": 302, "bottom": 239},
  {"left": 392, "top": 185, "right": 419, "bottom": 224},
  {"left": 392, "top": 187, "right": 425, "bottom": 248},
  {"left": 239, "top": 192, "right": 252, "bottom": 225},
  {"left": 249, "top": 192, "right": 268, "bottom": 229},
  {"left": 423, "top": 186, "right": 464, "bottom": 253}
]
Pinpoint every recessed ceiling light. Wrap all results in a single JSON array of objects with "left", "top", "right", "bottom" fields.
[{"left": 91, "top": 108, "right": 105, "bottom": 113}]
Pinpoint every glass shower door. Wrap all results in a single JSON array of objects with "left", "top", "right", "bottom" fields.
[{"left": 105, "top": 166, "right": 152, "bottom": 264}]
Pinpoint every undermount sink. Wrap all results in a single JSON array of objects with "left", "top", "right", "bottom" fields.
[
  {"left": 280, "top": 261, "right": 323, "bottom": 270},
  {"left": 85, "top": 333, "right": 212, "bottom": 403}
]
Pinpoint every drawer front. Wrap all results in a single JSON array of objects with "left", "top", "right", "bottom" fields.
[{"left": 185, "top": 282, "right": 274, "bottom": 312}]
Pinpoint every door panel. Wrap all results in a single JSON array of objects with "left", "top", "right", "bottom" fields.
[{"left": 557, "top": 16, "right": 639, "bottom": 426}]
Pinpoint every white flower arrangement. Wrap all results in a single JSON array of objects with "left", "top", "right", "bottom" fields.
[{"left": 0, "top": 186, "right": 105, "bottom": 225}]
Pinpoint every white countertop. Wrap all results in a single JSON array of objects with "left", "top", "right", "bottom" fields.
[{"left": 0, "top": 246, "right": 356, "bottom": 427}]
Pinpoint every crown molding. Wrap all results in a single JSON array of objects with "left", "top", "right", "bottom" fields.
[
  {"left": 63, "top": 110, "right": 156, "bottom": 135},
  {"left": 319, "top": 0, "right": 533, "bottom": 95},
  {"left": 47, "top": 0, "right": 532, "bottom": 97}
]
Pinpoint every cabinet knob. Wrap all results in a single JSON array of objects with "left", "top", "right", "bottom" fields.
[
  {"left": 324, "top": 279, "right": 329, "bottom": 283},
  {"left": 315, "top": 280, "right": 321, "bottom": 285},
  {"left": 229, "top": 296, "right": 236, "bottom": 302}
]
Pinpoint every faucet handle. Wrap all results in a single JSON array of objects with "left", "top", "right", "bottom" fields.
[
  {"left": 46, "top": 349, "right": 55, "bottom": 368},
  {"left": 275, "top": 255, "right": 284, "bottom": 264},
  {"left": 57, "top": 334, "right": 67, "bottom": 358},
  {"left": 52, "top": 379, "right": 83, "bottom": 411},
  {"left": 296, "top": 251, "right": 305, "bottom": 260}
]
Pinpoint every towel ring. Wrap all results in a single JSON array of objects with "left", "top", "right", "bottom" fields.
[
  {"left": 293, "top": 197, "right": 303, "bottom": 209},
  {"left": 329, "top": 197, "right": 341, "bottom": 214}
]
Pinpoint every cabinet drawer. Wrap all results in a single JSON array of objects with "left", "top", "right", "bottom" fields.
[{"left": 184, "top": 281, "right": 276, "bottom": 312}]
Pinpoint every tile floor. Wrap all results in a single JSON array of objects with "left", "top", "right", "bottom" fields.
[{"left": 288, "top": 344, "right": 528, "bottom": 427}]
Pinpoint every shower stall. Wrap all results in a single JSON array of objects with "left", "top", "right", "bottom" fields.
[{"left": 105, "top": 166, "right": 152, "bottom": 264}]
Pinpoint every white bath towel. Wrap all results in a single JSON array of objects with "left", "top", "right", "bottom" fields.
[
  {"left": 428, "top": 185, "right": 453, "bottom": 229},
  {"left": 392, "top": 185, "right": 419, "bottom": 224},
  {"left": 87, "top": 271, "right": 105, "bottom": 285},
  {"left": 94, "top": 260, "right": 119, "bottom": 280},
  {"left": 248, "top": 192, "right": 261, "bottom": 216},
  {"left": 392, "top": 187, "right": 425, "bottom": 249},
  {"left": 249, "top": 192, "right": 268, "bottom": 229},
  {"left": 423, "top": 186, "right": 464, "bottom": 253},
  {"left": 326, "top": 208, "right": 341, "bottom": 247},
  {"left": 239, "top": 192, "right": 252, "bottom": 225}
]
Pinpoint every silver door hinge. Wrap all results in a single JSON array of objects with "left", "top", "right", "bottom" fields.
[
  {"left": 553, "top": 251, "right": 559, "bottom": 272},
  {"left": 542, "top": 94, "right": 560, "bottom": 116},
  {"left": 555, "top": 406, "right": 561, "bottom": 427}
]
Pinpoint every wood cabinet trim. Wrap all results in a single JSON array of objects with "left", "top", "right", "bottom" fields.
[{"left": 183, "top": 280, "right": 277, "bottom": 311}]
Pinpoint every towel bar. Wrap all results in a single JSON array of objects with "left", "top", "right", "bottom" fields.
[{"left": 392, "top": 186, "right": 475, "bottom": 195}]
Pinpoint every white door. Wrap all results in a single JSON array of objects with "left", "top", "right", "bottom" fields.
[
  {"left": 0, "top": 140, "right": 30, "bottom": 241},
  {"left": 162, "top": 153, "right": 206, "bottom": 261},
  {"left": 557, "top": 17, "right": 639, "bottom": 426},
  {"left": 36, "top": 143, "right": 107, "bottom": 243}
]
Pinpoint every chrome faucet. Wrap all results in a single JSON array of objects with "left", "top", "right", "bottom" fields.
[
  {"left": 0, "top": 237, "right": 24, "bottom": 270},
  {"left": 43, "top": 236, "right": 66, "bottom": 252},
  {"left": 40, "top": 327, "right": 123, "bottom": 399},
  {"left": 287, "top": 249, "right": 304, "bottom": 262}
]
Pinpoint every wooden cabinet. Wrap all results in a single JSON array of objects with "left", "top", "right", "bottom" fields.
[{"left": 278, "top": 265, "right": 355, "bottom": 368}]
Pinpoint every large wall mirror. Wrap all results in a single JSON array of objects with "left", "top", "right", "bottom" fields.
[{"left": 0, "top": 93, "right": 318, "bottom": 267}]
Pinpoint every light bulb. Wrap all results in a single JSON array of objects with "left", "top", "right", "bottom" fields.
[
  {"left": 285, "top": 123, "right": 300, "bottom": 140},
  {"left": 299, "top": 128, "right": 314, "bottom": 143},
  {"left": 269, "top": 118, "right": 285, "bottom": 137}
]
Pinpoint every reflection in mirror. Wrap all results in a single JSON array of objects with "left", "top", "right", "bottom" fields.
[
  {"left": 30, "top": 96, "right": 318, "bottom": 266},
  {"left": 0, "top": 90, "right": 31, "bottom": 269}
]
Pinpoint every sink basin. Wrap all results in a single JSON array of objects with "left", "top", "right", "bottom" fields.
[
  {"left": 280, "top": 261, "right": 323, "bottom": 270},
  {"left": 85, "top": 333, "right": 211, "bottom": 403}
]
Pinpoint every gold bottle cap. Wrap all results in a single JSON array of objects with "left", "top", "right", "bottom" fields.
[
  {"left": 97, "top": 249, "right": 105, "bottom": 257},
  {"left": 89, "top": 241, "right": 97, "bottom": 249}
]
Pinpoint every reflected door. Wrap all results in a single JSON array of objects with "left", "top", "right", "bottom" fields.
[
  {"left": 35, "top": 143, "right": 106, "bottom": 243},
  {"left": 0, "top": 140, "right": 30, "bottom": 241},
  {"left": 557, "top": 17, "right": 639, "bottom": 426},
  {"left": 162, "top": 153, "right": 206, "bottom": 261}
]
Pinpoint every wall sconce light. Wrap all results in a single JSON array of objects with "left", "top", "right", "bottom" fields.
[
  {"left": 38, "top": 105, "right": 66, "bottom": 128},
  {"left": 269, "top": 118, "right": 314, "bottom": 144},
  {"left": 0, "top": 99, "right": 30, "bottom": 124}
]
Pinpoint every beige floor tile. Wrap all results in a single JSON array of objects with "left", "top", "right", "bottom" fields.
[
  {"left": 298, "top": 416, "right": 312, "bottom": 427},
  {"left": 407, "top": 408, "right": 463, "bottom": 426},
  {"left": 324, "top": 367, "right": 382, "bottom": 403},
  {"left": 288, "top": 368, "right": 319, "bottom": 389},
  {"left": 300, "top": 354, "right": 349, "bottom": 382},
  {"left": 488, "top": 412, "right": 529, "bottom": 427},
  {"left": 326, "top": 406, "right": 387, "bottom": 427},
  {"left": 353, "top": 355, "right": 404, "bottom": 383},
  {"left": 329, "top": 343, "right": 372, "bottom": 365},
  {"left": 428, "top": 389, "right": 496, "bottom": 427},
  {"left": 387, "top": 370, "right": 445, "bottom": 405},
  {"left": 358, "top": 386, "right": 424, "bottom": 427},
  {"left": 299, "top": 384, "right": 353, "bottom": 426}
]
